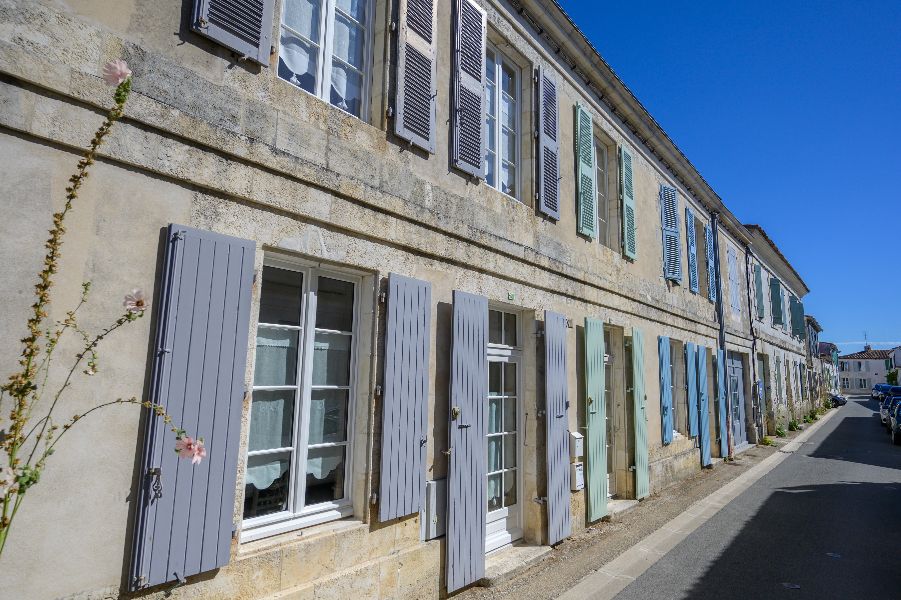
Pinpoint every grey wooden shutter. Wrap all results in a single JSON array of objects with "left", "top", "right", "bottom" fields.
[
  {"left": 685, "top": 207, "right": 699, "bottom": 293},
  {"left": 544, "top": 311, "right": 571, "bottom": 545},
  {"left": 658, "top": 336, "right": 673, "bottom": 445},
  {"left": 452, "top": 0, "right": 486, "bottom": 178},
  {"left": 538, "top": 67, "right": 561, "bottom": 220},
  {"left": 191, "top": 0, "right": 275, "bottom": 65},
  {"left": 754, "top": 264, "right": 765, "bottom": 320},
  {"left": 704, "top": 223, "right": 716, "bottom": 302},
  {"left": 380, "top": 273, "right": 432, "bottom": 521},
  {"left": 727, "top": 247, "right": 739, "bottom": 312},
  {"left": 575, "top": 103, "right": 597, "bottom": 237},
  {"left": 696, "top": 346, "right": 712, "bottom": 466},
  {"left": 716, "top": 349, "right": 728, "bottom": 458},
  {"left": 446, "top": 291, "right": 488, "bottom": 593},
  {"left": 685, "top": 342, "right": 699, "bottom": 437},
  {"left": 659, "top": 185, "right": 681, "bottom": 282},
  {"left": 621, "top": 147, "right": 637, "bottom": 259},
  {"left": 130, "top": 224, "right": 255, "bottom": 590},
  {"left": 395, "top": 0, "right": 437, "bottom": 153},
  {"left": 584, "top": 318, "right": 607, "bottom": 521},
  {"left": 770, "top": 279, "right": 784, "bottom": 325}
]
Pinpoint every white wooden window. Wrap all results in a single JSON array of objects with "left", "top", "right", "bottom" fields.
[
  {"left": 486, "top": 308, "right": 522, "bottom": 553},
  {"left": 727, "top": 247, "right": 740, "bottom": 315},
  {"left": 278, "top": 0, "right": 373, "bottom": 119},
  {"left": 485, "top": 45, "right": 520, "bottom": 199},
  {"left": 594, "top": 138, "right": 610, "bottom": 248},
  {"left": 242, "top": 260, "right": 359, "bottom": 540}
]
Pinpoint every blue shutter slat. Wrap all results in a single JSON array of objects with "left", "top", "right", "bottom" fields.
[
  {"left": 705, "top": 223, "right": 717, "bottom": 302},
  {"left": 545, "top": 311, "right": 571, "bottom": 544},
  {"left": 380, "top": 274, "right": 432, "bottom": 521},
  {"left": 446, "top": 291, "right": 488, "bottom": 593},
  {"left": 716, "top": 349, "right": 728, "bottom": 457},
  {"left": 697, "top": 346, "right": 712, "bottom": 466},
  {"left": 685, "top": 208, "right": 699, "bottom": 293},
  {"left": 658, "top": 336, "right": 673, "bottom": 445},
  {"left": 659, "top": 185, "right": 681, "bottom": 282},
  {"left": 686, "top": 343, "right": 699, "bottom": 437},
  {"left": 131, "top": 225, "right": 255, "bottom": 590}
]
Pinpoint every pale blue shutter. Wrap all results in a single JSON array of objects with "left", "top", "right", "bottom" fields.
[
  {"left": 686, "top": 343, "right": 699, "bottom": 437},
  {"left": 658, "top": 336, "right": 673, "bottom": 445},
  {"left": 575, "top": 103, "right": 597, "bottom": 237},
  {"left": 685, "top": 207, "right": 699, "bottom": 293},
  {"left": 705, "top": 223, "right": 717, "bottom": 302},
  {"left": 545, "top": 311, "right": 571, "bottom": 544},
  {"left": 538, "top": 68, "right": 561, "bottom": 220},
  {"left": 621, "top": 147, "right": 637, "bottom": 259},
  {"left": 632, "top": 328, "right": 649, "bottom": 499},
  {"left": 191, "top": 0, "right": 275, "bottom": 65},
  {"left": 697, "top": 346, "right": 712, "bottom": 466},
  {"left": 379, "top": 274, "right": 432, "bottom": 521},
  {"left": 451, "top": 0, "right": 486, "bottom": 178},
  {"left": 446, "top": 291, "right": 488, "bottom": 592},
  {"left": 659, "top": 185, "right": 681, "bottom": 282},
  {"left": 716, "top": 349, "right": 728, "bottom": 457},
  {"left": 130, "top": 225, "right": 255, "bottom": 590},
  {"left": 395, "top": 0, "right": 438, "bottom": 152}
]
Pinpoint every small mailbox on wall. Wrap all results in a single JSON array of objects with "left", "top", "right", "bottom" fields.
[
  {"left": 570, "top": 462, "right": 585, "bottom": 491},
  {"left": 569, "top": 431, "right": 584, "bottom": 459}
]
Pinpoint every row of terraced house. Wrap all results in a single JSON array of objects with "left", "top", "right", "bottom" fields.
[{"left": 0, "top": 0, "right": 832, "bottom": 598}]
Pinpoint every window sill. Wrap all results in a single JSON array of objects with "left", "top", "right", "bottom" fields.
[{"left": 239, "top": 504, "right": 354, "bottom": 545}]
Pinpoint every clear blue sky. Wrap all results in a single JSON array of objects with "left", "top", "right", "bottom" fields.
[{"left": 557, "top": 0, "right": 901, "bottom": 355}]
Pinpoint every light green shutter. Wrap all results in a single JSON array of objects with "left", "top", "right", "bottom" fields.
[
  {"left": 632, "top": 327, "right": 649, "bottom": 499},
  {"left": 754, "top": 264, "right": 765, "bottom": 320},
  {"left": 584, "top": 318, "right": 607, "bottom": 521},
  {"left": 620, "top": 146, "right": 637, "bottom": 259},
  {"left": 575, "top": 104, "right": 597, "bottom": 238}
]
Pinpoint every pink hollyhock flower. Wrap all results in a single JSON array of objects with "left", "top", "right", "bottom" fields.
[
  {"left": 124, "top": 288, "right": 147, "bottom": 313},
  {"left": 175, "top": 436, "right": 207, "bottom": 465},
  {"left": 102, "top": 59, "right": 132, "bottom": 86}
]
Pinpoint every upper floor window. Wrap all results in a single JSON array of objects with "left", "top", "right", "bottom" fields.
[
  {"left": 278, "top": 0, "right": 372, "bottom": 119},
  {"left": 485, "top": 45, "right": 520, "bottom": 198},
  {"left": 243, "top": 262, "right": 359, "bottom": 539},
  {"left": 594, "top": 137, "right": 610, "bottom": 248}
]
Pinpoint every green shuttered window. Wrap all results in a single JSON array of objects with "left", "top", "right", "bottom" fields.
[
  {"left": 575, "top": 103, "right": 597, "bottom": 237},
  {"left": 620, "top": 147, "right": 637, "bottom": 259}
]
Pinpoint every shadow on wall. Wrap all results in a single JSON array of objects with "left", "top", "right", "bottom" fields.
[{"left": 681, "top": 480, "right": 901, "bottom": 600}]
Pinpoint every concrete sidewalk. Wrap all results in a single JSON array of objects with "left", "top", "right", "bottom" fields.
[{"left": 558, "top": 409, "right": 841, "bottom": 600}]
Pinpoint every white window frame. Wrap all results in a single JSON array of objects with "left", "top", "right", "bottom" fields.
[
  {"left": 484, "top": 43, "right": 522, "bottom": 201},
  {"left": 485, "top": 307, "right": 523, "bottom": 554},
  {"left": 241, "top": 257, "right": 361, "bottom": 542},
  {"left": 594, "top": 136, "right": 611, "bottom": 249},
  {"left": 278, "top": 0, "right": 375, "bottom": 120}
]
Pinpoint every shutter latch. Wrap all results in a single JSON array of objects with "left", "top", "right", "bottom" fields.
[{"left": 148, "top": 467, "right": 163, "bottom": 499}]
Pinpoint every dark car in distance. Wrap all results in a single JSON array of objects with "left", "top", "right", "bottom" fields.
[
  {"left": 880, "top": 387, "right": 901, "bottom": 428},
  {"left": 830, "top": 394, "right": 847, "bottom": 406}
]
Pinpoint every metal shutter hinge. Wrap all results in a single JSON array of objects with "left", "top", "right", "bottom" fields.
[
  {"left": 533, "top": 496, "right": 548, "bottom": 504},
  {"left": 386, "top": 106, "right": 394, "bottom": 118},
  {"left": 390, "top": 21, "right": 397, "bottom": 32},
  {"left": 565, "top": 318, "right": 573, "bottom": 328},
  {"left": 370, "top": 492, "right": 378, "bottom": 505},
  {"left": 378, "top": 291, "right": 387, "bottom": 304},
  {"left": 374, "top": 384, "right": 382, "bottom": 397}
]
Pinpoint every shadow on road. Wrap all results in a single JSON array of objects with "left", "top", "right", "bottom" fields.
[
  {"left": 681, "top": 480, "right": 901, "bottom": 599},
  {"left": 807, "top": 407, "right": 901, "bottom": 471}
]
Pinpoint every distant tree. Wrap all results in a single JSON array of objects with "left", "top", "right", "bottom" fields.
[{"left": 888, "top": 370, "right": 899, "bottom": 386}]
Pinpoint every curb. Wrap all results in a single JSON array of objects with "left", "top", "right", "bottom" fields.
[{"left": 558, "top": 408, "right": 841, "bottom": 600}]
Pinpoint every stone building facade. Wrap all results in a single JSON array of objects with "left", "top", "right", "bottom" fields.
[{"left": 0, "top": 1, "right": 819, "bottom": 598}]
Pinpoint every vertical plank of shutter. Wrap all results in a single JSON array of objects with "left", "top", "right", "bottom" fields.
[
  {"left": 658, "top": 336, "right": 672, "bottom": 445},
  {"left": 544, "top": 311, "right": 570, "bottom": 544},
  {"left": 380, "top": 274, "right": 432, "bottom": 521},
  {"left": 770, "top": 278, "right": 783, "bottom": 325},
  {"left": 191, "top": 0, "right": 275, "bottom": 66},
  {"left": 446, "top": 291, "right": 488, "bottom": 593},
  {"left": 632, "top": 328, "right": 649, "bottom": 499},
  {"left": 620, "top": 147, "right": 637, "bottom": 259},
  {"left": 395, "top": 0, "right": 437, "bottom": 152},
  {"left": 705, "top": 223, "right": 717, "bottom": 302},
  {"left": 697, "top": 346, "right": 712, "bottom": 466},
  {"left": 538, "top": 68, "right": 561, "bottom": 220},
  {"left": 716, "top": 349, "right": 728, "bottom": 457},
  {"left": 575, "top": 104, "right": 597, "bottom": 237},
  {"left": 452, "top": 0, "right": 486, "bottom": 178},
  {"left": 754, "top": 264, "right": 765, "bottom": 319},
  {"left": 659, "top": 186, "right": 681, "bottom": 281},
  {"left": 584, "top": 318, "right": 607, "bottom": 521},
  {"left": 686, "top": 342, "right": 699, "bottom": 437},
  {"left": 131, "top": 225, "right": 254, "bottom": 590},
  {"left": 686, "top": 207, "right": 699, "bottom": 293}
]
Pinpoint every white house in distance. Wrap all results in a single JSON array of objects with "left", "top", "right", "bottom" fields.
[{"left": 839, "top": 346, "right": 894, "bottom": 394}]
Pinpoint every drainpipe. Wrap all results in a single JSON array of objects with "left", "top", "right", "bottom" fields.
[
  {"left": 743, "top": 245, "right": 762, "bottom": 441},
  {"left": 710, "top": 213, "right": 733, "bottom": 458}
]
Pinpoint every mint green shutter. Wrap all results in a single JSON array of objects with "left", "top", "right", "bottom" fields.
[
  {"left": 754, "top": 264, "right": 765, "bottom": 320},
  {"left": 585, "top": 318, "right": 607, "bottom": 521},
  {"left": 620, "top": 147, "right": 637, "bottom": 259},
  {"left": 575, "top": 104, "right": 597, "bottom": 238},
  {"left": 632, "top": 328, "right": 649, "bottom": 499},
  {"left": 770, "top": 278, "right": 784, "bottom": 326}
]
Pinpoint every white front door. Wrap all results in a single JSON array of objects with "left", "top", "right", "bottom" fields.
[{"left": 486, "top": 309, "right": 522, "bottom": 553}]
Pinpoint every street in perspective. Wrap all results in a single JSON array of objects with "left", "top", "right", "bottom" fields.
[{"left": 0, "top": 1, "right": 898, "bottom": 599}]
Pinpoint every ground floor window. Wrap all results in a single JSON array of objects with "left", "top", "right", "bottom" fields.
[
  {"left": 486, "top": 308, "right": 522, "bottom": 552},
  {"left": 242, "top": 260, "right": 359, "bottom": 539}
]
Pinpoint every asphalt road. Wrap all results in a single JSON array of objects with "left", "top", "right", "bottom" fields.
[{"left": 613, "top": 397, "right": 901, "bottom": 600}]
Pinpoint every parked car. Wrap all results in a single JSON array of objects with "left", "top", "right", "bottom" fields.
[
  {"left": 891, "top": 402, "right": 901, "bottom": 445},
  {"left": 881, "top": 387, "right": 901, "bottom": 428},
  {"left": 830, "top": 394, "right": 847, "bottom": 406},
  {"left": 872, "top": 383, "right": 892, "bottom": 402}
]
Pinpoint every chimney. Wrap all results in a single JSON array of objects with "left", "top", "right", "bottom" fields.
[{"left": 864, "top": 344, "right": 872, "bottom": 352}]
